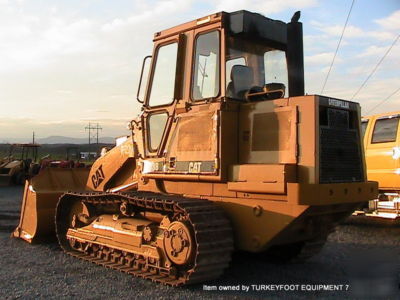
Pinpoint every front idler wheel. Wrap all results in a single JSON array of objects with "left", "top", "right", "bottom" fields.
[{"left": 164, "top": 221, "right": 194, "bottom": 266}]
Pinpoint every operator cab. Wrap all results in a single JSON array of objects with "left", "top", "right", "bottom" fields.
[
  {"left": 189, "top": 10, "right": 303, "bottom": 103},
  {"left": 225, "top": 36, "right": 288, "bottom": 102},
  {"left": 138, "top": 10, "right": 304, "bottom": 107},
  {"left": 134, "top": 10, "right": 305, "bottom": 177}
]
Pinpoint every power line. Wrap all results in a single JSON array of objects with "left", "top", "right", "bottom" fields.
[
  {"left": 365, "top": 87, "right": 400, "bottom": 115},
  {"left": 351, "top": 34, "right": 400, "bottom": 100},
  {"left": 321, "top": 0, "right": 355, "bottom": 94}
]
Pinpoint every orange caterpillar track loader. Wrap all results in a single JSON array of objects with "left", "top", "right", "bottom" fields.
[{"left": 13, "top": 10, "right": 378, "bottom": 286}]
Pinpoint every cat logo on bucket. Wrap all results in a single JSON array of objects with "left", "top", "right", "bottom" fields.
[
  {"left": 92, "top": 165, "right": 105, "bottom": 188},
  {"left": 188, "top": 162, "right": 202, "bottom": 173}
]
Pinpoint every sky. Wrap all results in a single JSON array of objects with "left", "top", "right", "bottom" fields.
[{"left": 0, "top": 0, "right": 399, "bottom": 142}]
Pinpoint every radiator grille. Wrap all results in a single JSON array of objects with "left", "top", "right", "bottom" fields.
[{"left": 319, "top": 107, "right": 364, "bottom": 183}]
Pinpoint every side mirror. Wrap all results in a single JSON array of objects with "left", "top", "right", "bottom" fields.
[{"left": 137, "top": 55, "right": 152, "bottom": 104}]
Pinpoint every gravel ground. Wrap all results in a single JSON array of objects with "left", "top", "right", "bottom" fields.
[{"left": 0, "top": 186, "right": 399, "bottom": 299}]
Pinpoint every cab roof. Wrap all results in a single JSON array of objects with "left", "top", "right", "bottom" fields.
[{"left": 154, "top": 10, "right": 289, "bottom": 46}]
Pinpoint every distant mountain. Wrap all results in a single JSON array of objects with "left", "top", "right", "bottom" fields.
[
  {"left": 0, "top": 136, "right": 117, "bottom": 144},
  {"left": 37, "top": 136, "right": 115, "bottom": 144}
]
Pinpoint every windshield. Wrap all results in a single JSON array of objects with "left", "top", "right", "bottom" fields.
[{"left": 226, "top": 35, "right": 288, "bottom": 101}]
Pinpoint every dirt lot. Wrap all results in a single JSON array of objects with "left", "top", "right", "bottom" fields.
[{"left": 0, "top": 186, "right": 399, "bottom": 299}]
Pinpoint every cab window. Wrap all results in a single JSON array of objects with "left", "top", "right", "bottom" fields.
[
  {"left": 225, "top": 34, "right": 288, "bottom": 101},
  {"left": 148, "top": 113, "right": 168, "bottom": 151},
  {"left": 148, "top": 43, "right": 178, "bottom": 107},
  {"left": 264, "top": 50, "right": 288, "bottom": 89},
  {"left": 192, "top": 31, "right": 220, "bottom": 100},
  {"left": 371, "top": 117, "right": 399, "bottom": 143}
]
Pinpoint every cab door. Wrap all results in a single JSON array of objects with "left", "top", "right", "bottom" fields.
[
  {"left": 141, "top": 27, "right": 222, "bottom": 179},
  {"left": 163, "top": 29, "right": 221, "bottom": 177},
  {"left": 141, "top": 35, "right": 185, "bottom": 168},
  {"left": 365, "top": 114, "right": 400, "bottom": 189}
]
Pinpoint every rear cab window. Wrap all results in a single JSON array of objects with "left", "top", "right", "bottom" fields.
[{"left": 371, "top": 117, "right": 399, "bottom": 143}]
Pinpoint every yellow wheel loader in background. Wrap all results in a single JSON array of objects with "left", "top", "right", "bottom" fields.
[
  {"left": 0, "top": 143, "right": 40, "bottom": 186},
  {"left": 13, "top": 10, "right": 378, "bottom": 286}
]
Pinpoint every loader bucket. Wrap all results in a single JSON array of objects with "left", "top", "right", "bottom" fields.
[{"left": 12, "top": 167, "right": 90, "bottom": 243}]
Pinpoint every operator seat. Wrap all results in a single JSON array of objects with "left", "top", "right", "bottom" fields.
[{"left": 226, "top": 65, "right": 254, "bottom": 100}]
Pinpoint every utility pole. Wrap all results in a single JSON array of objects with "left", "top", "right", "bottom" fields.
[
  {"left": 32, "top": 132, "right": 35, "bottom": 144},
  {"left": 96, "top": 123, "right": 101, "bottom": 144},
  {"left": 85, "top": 122, "right": 102, "bottom": 159}
]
